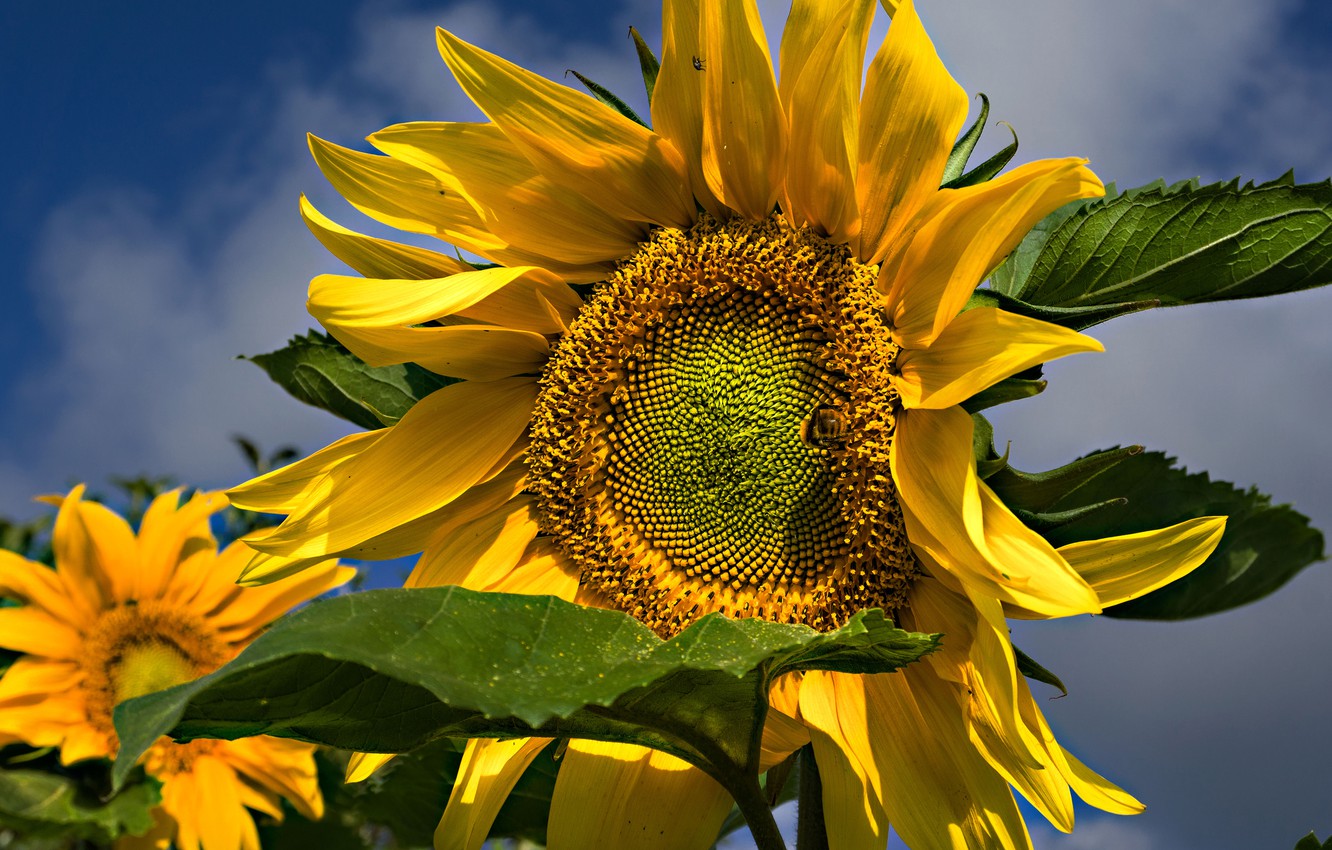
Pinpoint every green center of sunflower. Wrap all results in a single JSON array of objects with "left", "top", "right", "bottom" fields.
[
  {"left": 529, "top": 214, "right": 918, "bottom": 636},
  {"left": 82, "top": 600, "right": 229, "bottom": 741}
]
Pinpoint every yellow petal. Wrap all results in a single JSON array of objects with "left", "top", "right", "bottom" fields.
[
  {"left": 299, "top": 194, "right": 469, "bottom": 279},
  {"left": 324, "top": 321, "right": 549, "bottom": 382},
  {"left": 0, "top": 606, "right": 86, "bottom": 659},
  {"left": 190, "top": 757, "right": 247, "bottom": 850},
  {"left": 435, "top": 737, "right": 551, "bottom": 850},
  {"left": 651, "top": 0, "right": 724, "bottom": 216},
  {"left": 217, "top": 736, "right": 324, "bottom": 821},
  {"left": 893, "top": 407, "right": 1100, "bottom": 617},
  {"left": 547, "top": 740, "right": 733, "bottom": 850},
  {"left": 0, "top": 551, "right": 85, "bottom": 628},
  {"left": 134, "top": 490, "right": 226, "bottom": 602},
  {"left": 1057, "top": 746, "right": 1145, "bottom": 815},
  {"left": 781, "top": 0, "right": 876, "bottom": 242},
  {"left": 854, "top": 0, "right": 968, "bottom": 264},
  {"left": 478, "top": 536, "right": 581, "bottom": 600},
  {"left": 435, "top": 29, "right": 694, "bottom": 229},
  {"left": 909, "top": 580, "right": 1075, "bottom": 832},
  {"left": 894, "top": 307, "right": 1103, "bottom": 409},
  {"left": 227, "top": 431, "right": 384, "bottom": 514},
  {"left": 882, "top": 158, "right": 1104, "bottom": 349},
  {"left": 368, "top": 122, "right": 637, "bottom": 270},
  {"left": 797, "top": 671, "right": 889, "bottom": 848},
  {"left": 406, "top": 497, "right": 540, "bottom": 590},
  {"left": 699, "top": 0, "right": 787, "bottom": 218},
  {"left": 862, "top": 667, "right": 1033, "bottom": 850},
  {"left": 212, "top": 557, "right": 353, "bottom": 643},
  {"left": 1053, "top": 516, "right": 1227, "bottom": 612},
  {"left": 308, "top": 133, "right": 504, "bottom": 253},
  {"left": 253, "top": 378, "right": 536, "bottom": 559},
  {"left": 345, "top": 752, "right": 396, "bottom": 783}
]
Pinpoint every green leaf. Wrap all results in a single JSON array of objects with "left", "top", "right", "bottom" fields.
[
  {"left": 0, "top": 769, "right": 160, "bottom": 844},
  {"left": 565, "top": 69, "right": 648, "bottom": 128},
  {"left": 1292, "top": 832, "right": 1332, "bottom": 850},
  {"left": 992, "top": 173, "right": 1332, "bottom": 315},
  {"left": 998, "top": 450, "right": 1325, "bottom": 619},
  {"left": 965, "top": 286, "right": 1158, "bottom": 333},
  {"left": 245, "top": 331, "right": 454, "bottom": 430},
  {"left": 629, "top": 27, "right": 660, "bottom": 103},
  {"left": 113, "top": 587, "right": 938, "bottom": 792}
]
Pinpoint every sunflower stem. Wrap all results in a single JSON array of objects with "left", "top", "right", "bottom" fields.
[
  {"left": 730, "top": 774, "right": 789, "bottom": 850},
  {"left": 795, "top": 746, "right": 829, "bottom": 850}
]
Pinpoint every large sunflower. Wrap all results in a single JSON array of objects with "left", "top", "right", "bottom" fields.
[
  {"left": 0, "top": 487, "right": 352, "bottom": 850},
  {"left": 230, "top": 0, "right": 1227, "bottom": 847}
]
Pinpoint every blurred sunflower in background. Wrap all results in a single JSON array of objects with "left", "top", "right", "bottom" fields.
[
  {"left": 230, "top": 0, "right": 1227, "bottom": 847},
  {"left": 0, "top": 486, "right": 352, "bottom": 850}
]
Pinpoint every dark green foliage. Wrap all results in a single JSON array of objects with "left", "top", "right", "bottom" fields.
[
  {"left": 113, "top": 587, "right": 938, "bottom": 792},
  {"left": 990, "top": 173, "right": 1332, "bottom": 328},
  {"left": 245, "top": 331, "right": 454, "bottom": 430},
  {"left": 993, "top": 450, "right": 1325, "bottom": 619}
]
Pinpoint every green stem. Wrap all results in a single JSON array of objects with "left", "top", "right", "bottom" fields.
[
  {"left": 795, "top": 746, "right": 829, "bottom": 850},
  {"left": 730, "top": 775, "right": 789, "bottom": 850}
]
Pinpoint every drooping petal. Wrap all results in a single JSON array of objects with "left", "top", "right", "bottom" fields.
[
  {"left": 547, "top": 740, "right": 733, "bottom": 850},
  {"left": 854, "top": 0, "right": 968, "bottom": 264},
  {"left": 1056, "top": 746, "right": 1145, "bottom": 815},
  {"left": 435, "top": 737, "right": 552, "bottom": 850},
  {"left": 322, "top": 321, "right": 549, "bottom": 382},
  {"left": 798, "top": 670, "right": 889, "bottom": 848},
  {"left": 699, "top": 0, "right": 787, "bottom": 218},
  {"left": 1053, "top": 516, "right": 1228, "bottom": 611},
  {"left": 252, "top": 378, "right": 537, "bottom": 559},
  {"left": 780, "top": 0, "right": 876, "bottom": 241},
  {"left": 226, "top": 431, "right": 384, "bottom": 514},
  {"left": 862, "top": 667, "right": 1033, "bottom": 850},
  {"left": 893, "top": 407, "right": 1100, "bottom": 617},
  {"left": 346, "top": 752, "right": 396, "bottom": 783},
  {"left": 210, "top": 555, "right": 353, "bottom": 643},
  {"left": 406, "top": 497, "right": 541, "bottom": 590},
  {"left": 652, "top": 0, "right": 724, "bottom": 216},
  {"left": 299, "top": 193, "right": 469, "bottom": 279},
  {"left": 369, "top": 122, "right": 639, "bottom": 269},
  {"left": 882, "top": 158, "right": 1103, "bottom": 349},
  {"left": 435, "top": 29, "right": 695, "bottom": 229},
  {"left": 894, "top": 308, "right": 1103, "bottom": 409}
]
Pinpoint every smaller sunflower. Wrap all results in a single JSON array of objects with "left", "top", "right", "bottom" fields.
[{"left": 0, "top": 486, "right": 353, "bottom": 850}]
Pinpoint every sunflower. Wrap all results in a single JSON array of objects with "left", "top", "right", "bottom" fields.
[
  {"left": 229, "top": 0, "right": 1227, "bottom": 847},
  {"left": 0, "top": 486, "right": 352, "bottom": 850}
]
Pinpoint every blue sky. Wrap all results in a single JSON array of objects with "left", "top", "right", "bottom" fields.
[{"left": 3, "top": 1, "right": 1331, "bottom": 848}]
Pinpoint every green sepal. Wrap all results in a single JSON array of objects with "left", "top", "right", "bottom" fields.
[
  {"left": 245, "top": 331, "right": 454, "bottom": 430},
  {"left": 991, "top": 172, "right": 1332, "bottom": 316},
  {"left": 940, "top": 93, "right": 989, "bottom": 186},
  {"left": 1292, "top": 832, "right": 1332, "bottom": 850},
  {"left": 943, "top": 122, "right": 1018, "bottom": 190},
  {"left": 1010, "top": 498, "right": 1127, "bottom": 534},
  {"left": 960, "top": 376, "right": 1047, "bottom": 414},
  {"left": 966, "top": 287, "right": 1158, "bottom": 332},
  {"left": 0, "top": 768, "right": 161, "bottom": 844},
  {"left": 970, "top": 413, "right": 1010, "bottom": 480},
  {"left": 565, "top": 68, "right": 648, "bottom": 128},
  {"left": 1012, "top": 645, "right": 1067, "bottom": 698},
  {"left": 996, "top": 449, "right": 1325, "bottom": 620},
  {"left": 629, "top": 26, "right": 660, "bottom": 103},
  {"left": 112, "top": 587, "right": 938, "bottom": 792}
]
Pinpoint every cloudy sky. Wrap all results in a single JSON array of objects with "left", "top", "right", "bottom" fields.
[{"left": 2, "top": 1, "right": 1330, "bottom": 848}]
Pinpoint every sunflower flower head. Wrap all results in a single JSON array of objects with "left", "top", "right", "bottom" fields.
[
  {"left": 231, "top": 0, "right": 1227, "bottom": 846},
  {"left": 0, "top": 486, "right": 353, "bottom": 850}
]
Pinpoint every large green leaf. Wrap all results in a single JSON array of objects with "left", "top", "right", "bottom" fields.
[
  {"left": 245, "top": 331, "right": 453, "bottom": 430},
  {"left": 0, "top": 769, "right": 160, "bottom": 844},
  {"left": 989, "top": 174, "right": 1332, "bottom": 327},
  {"left": 993, "top": 449, "right": 1324, "bottom": 619},
  {"left": 113, "top": 587, "right": 937, "bottom": 792}
]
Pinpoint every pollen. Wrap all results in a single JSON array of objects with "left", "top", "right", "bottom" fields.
[{"left": 529, "top": 214, "right": 918, "bottom": 636}]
